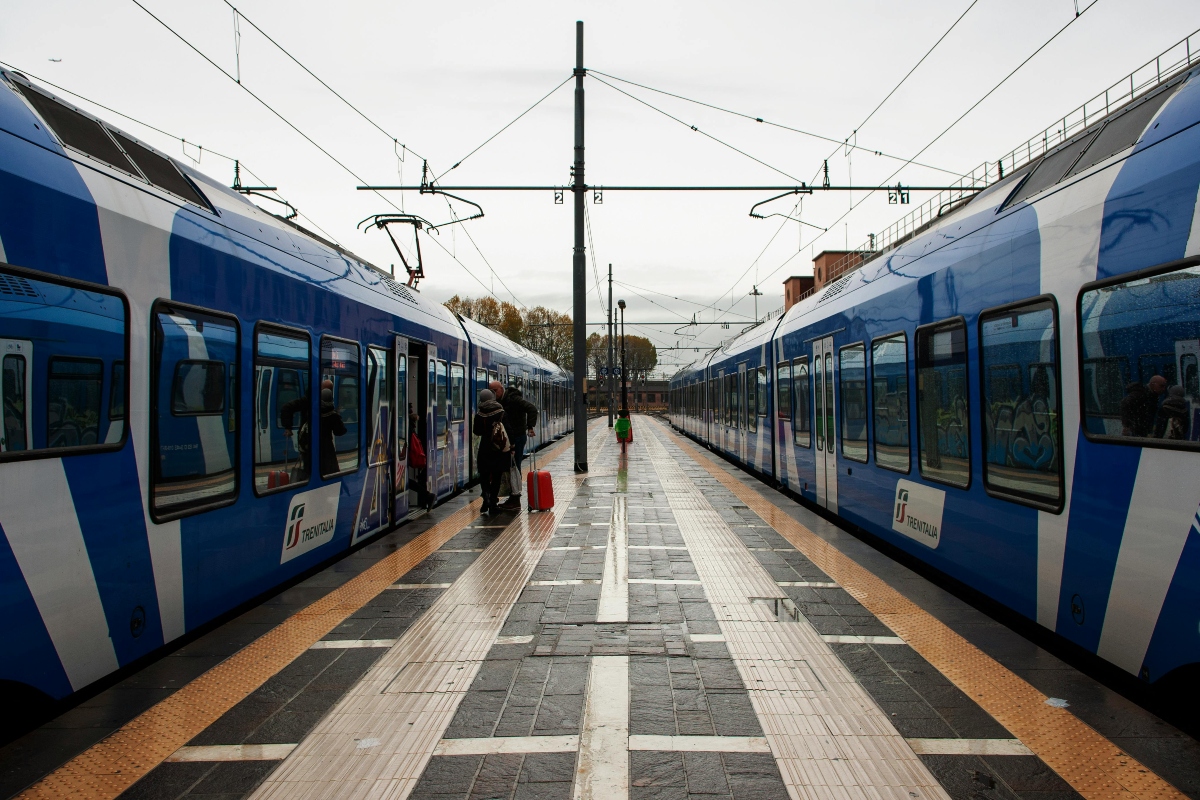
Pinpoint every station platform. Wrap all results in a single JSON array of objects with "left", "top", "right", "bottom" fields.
[{"left": 2, "top": 417, "right": 1198, "bottom": 800}]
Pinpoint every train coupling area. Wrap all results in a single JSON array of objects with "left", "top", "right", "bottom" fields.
[{"left": 1, "top": 417, "right": 1197, "bottom": 800}]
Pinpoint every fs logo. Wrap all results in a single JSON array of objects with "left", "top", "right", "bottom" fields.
[
  {"left": 285, "top": 503, "right": 306, "bottom": 550},
  {"left": 894, "top": 489, "right": 909, "bottom": 524}
]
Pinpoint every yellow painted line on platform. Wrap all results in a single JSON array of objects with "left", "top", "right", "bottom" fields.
[
  {"left": 18, "top": 433, "right": 582, "bottom": 800},
  {"left": 654, "top": 419, "right": 1188, "bottom": 800}
]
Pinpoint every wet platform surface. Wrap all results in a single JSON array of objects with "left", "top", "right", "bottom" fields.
[{"left": 2, "top": 417, "right": 1198, "bottom": 800}]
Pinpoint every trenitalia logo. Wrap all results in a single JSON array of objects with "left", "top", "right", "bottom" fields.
[
  {"left": 280, "top": 484, "right": 341, "bottom": 564},
  {"left": 894, "top": 490, "right": 909, "bottom": 524},
  {"left": 891, "top": 479, "right": 945, "bottom": 549},
  {"left": 285, "top": 504, "right": 306, "bottom": 549}
]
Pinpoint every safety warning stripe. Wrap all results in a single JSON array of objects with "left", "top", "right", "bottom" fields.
[
  {"left": 17, "top": 432, "right": 582, "bottom": 800},
  {"left": 654, "top": 419, "right": 1187, "bottom": 800}
]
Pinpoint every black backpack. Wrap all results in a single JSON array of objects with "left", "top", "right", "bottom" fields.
[{"left": 491, "top": 418, "right": 511, "bottom": 452}]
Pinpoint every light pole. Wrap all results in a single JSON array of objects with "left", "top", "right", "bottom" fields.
[
  {"left": 618, "top": 299, "right": 628, "bottom": 413},
  {"left": 607, "top": 263, "right": 614, "bottom": 428}
]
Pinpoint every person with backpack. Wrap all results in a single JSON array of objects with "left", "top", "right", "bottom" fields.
[{"left": 473, "top": 388, "right": 511, "bottom": 515}]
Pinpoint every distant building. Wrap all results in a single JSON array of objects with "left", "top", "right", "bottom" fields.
[
  {"left": 811, "top": 250, "right": 864, "bottom": 291},
  {"left": 782, "top": 276, "right": 814, "bottom": 311},
  {"left": 586, "top": 377, "right": 669, "bottom": 412}
]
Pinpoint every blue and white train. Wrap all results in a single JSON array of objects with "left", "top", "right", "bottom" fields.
[
  {"left": 0, "top": 69, "right": 573, "bottom": 709},
  {"left": 671, "top": 61, "right": 1200, "bottom": 688}
]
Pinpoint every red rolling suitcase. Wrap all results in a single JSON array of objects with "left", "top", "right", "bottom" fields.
[{"left": 526, "top": 444, "right": 554, "bottom": 511}]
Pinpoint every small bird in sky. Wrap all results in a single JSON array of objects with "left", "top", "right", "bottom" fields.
[{"left": 48, "top": 58, "right": 61, "bottom": 62}]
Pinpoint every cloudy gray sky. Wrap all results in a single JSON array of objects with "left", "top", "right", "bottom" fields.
[{"left": 5, "top": 0, "right": 1199, "bottom": 374}]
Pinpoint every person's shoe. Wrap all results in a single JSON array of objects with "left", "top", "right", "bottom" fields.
[{"left": 497, "top": 496, "right": 521, "bottom": 511}]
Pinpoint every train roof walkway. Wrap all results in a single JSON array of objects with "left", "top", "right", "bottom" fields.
[{"left": 2, "top": 417, "right": 1197, "bottom": 800}]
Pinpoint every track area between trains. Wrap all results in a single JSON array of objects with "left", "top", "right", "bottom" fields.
[{"left": 1, "top": 417, "right": 1195, "bottom": 800}]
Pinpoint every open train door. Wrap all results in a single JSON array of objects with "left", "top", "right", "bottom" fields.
[
  {"left": 391, "top": 335, "right": 410, "bottom": 521},
  {"left": 813, "top": 336, "right": 838, "bottom": 511}
]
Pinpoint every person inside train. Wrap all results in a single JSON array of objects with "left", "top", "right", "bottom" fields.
[
  {"left": 408, "top": 412, "right": 430, "bottom": 509},
  {"left": 490, "top": 379, "right": 538, "bottom": 511},
  {"left": 474, "top": 388, "right": 511, "bottom": 516},
  {"left": 1157, "top": 385, "right": 1190, "bottom": 440},
  {"left": 318, "top": 385, "right": 347, "bottom": 477},
  {"left": 281, "top": 382, "right": 318, "bottom": 480},
  {"left": 1120, "top": 376, "right": 1164, "bottom": 438}
]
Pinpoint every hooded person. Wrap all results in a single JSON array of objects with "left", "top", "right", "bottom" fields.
[
  {"left": 490, "top": 380, "right": 538, "bottom": 510},
  {"left": 1157, "top": 385, "right": 1190, "bottom": 440},
  {"left": 473, "top": 388, "right": 512, "bottom": 515},
  {"left": 318, "top": 384, "right": 347, "bottom": 477}
]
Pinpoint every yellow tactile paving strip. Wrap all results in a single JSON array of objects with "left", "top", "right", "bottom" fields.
[
  {"left": 641, "top": 426, "right": 950, "bottom": 800},
  {"left": 249, "top": 433, "right": 611, "bottom": 800},
  {"left": 16, "top": 431, "right": 587, "bottom": 800},
  {"left": 651, "top": 418, "right": 1188, "bottom": 800}
]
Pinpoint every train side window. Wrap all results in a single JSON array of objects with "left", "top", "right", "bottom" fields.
[
  {"left": 3, "top": 353, "right": 28, "bottom": 452},
  {"left": 366, "top": 347, "right": 389, "bottom": 468},
  {"left": 839, "top": 344, "right": 868, "bottom": 462},
  {"left": 916, "top": 319, "right": 970, "bottom": 488},
  {"left": 151, "top": 304, "right": 238, "bottom": 518},
  {"left": 1, "top": 267, "right": 127, "bottom": 458},
  {"left": 254, "top": 326, "right": 311, "bottom": 494},
  {"left": 435, "top": 360, "right": 448, "bottom": 447},
  {"left": 450, "top": 364, "right": 466, "bottom": 422},
  {"left": 746, "top": 368, "right": 757, "bottom": 433},
  {"left": 757, "top": 367, "right": 768, "bottom": 418},
  {"left": 792, "top": 357, "right": 810, "bottom": 447},
  {"left": 980, "top": 300, "right": 1063, "bottom": 508},
  {"left": 871, "top": 334, "right": 910, "bottom": 472},
  {"left": 320, "top": 337, "right": 360, "bottom": 478},
  {"left": 1079, "top": 261, "right": 1200, "bottom": 448},
  {"left": 776, "top": 361, "right": 792, "bottom": 423}
]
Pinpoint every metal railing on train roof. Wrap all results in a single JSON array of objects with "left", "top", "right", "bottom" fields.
[{"left": 792, "top": 28, "right": 1200, "bottom": 308}]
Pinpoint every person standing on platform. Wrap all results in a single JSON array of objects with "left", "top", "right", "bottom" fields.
[
  {"left": 473, "top": 388, "right": 511, "bottom": 515},
  {"left": 491, "top": 380, "right": 538, "bottom": 511}
]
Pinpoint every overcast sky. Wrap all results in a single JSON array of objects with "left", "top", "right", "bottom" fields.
[{"left": 5, "top": 1, "right": 1200, "bottom": 375}]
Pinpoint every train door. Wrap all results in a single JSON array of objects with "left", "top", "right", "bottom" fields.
[
  {"left": 738, "top": 363, "right": 748, "bottom": 462},
  {"left": 407, "top": 341, "right": 429, "bottom": 510},
  {"left": 354, "top": 345, "right": 392, "bottom": 542},
  {"left": 391, "top": 337, "right": 409, "bottom": 521},
  {"left": 813, "top": 336, "right": 838, "bottom": 510},
  {"left": 1, "top": 339, "right": 32, "bottom": 453}
]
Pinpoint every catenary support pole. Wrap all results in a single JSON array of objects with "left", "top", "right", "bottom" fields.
[
  {"left": 572, "top": 20, "right": 588, "bottom": 472},
  {"left": 607, "top": 263, "right": 614, "bottom": 428}
]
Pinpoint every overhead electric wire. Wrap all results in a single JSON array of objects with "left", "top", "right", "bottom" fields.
[
  {"left": 589, "top": 74, "right": 807, "bottom": 184},
  {"left": 742, "top": 0, "right": 1104, "bottom": 300},
  {"left": 434, "top": 76, "right": 573, "bottom": 182},
  {"left": 584, "top": 203, "right": 606, "bottom": 312},
  {"left": 0, "top": 58, "right": 344, "bottom": 246},
  {"left": 218, "top": 0, "right": 428, "bottom": 163},
  {"left": 130, "top": 0, "right": 524, "bottom": 306},
  {"left": 589, "top": 70, "right": 962, "bottom": 178}
]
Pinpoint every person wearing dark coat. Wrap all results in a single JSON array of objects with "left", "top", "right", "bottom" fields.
[
  {"left": 473, "top": 388, "right": 512, "bottom": 515},
  {"left": 1156, "top": 385, "right": 1189, "bottom": 440},
  {"left": 1120, "top": 381, "right": 1158, "bottom": 438},
  {"left": 491, "top": 380, "right": 538, "bottom": 510},
  {"left": 318, "top": 386, "right": 348, "bottom": 477}
]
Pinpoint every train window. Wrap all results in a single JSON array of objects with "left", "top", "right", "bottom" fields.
[
  {"left": 366, "top": 347, "right": 389, "bottom": 470},
  {"left": 436, "top": 360, "right": 448, "bottom": 447},
  {"left": 16, "top": 83, "right": 137, "bottom": 175},
  {"left": 776, "top": 362, "right": 792, "bottom": 422},
  {"left": 839, "top": 344, "right": 868, "bottom": 463},
  {"left": 0, "top": 267, "right": 127, "bottom": 458},
  {"left": 746, "top": 368, "right": 757, "bottom": 433},
  {"left": 916, "top": 319, "right": 970, "bottom": 488},
  {"left": 108, "top": 129, "right": 209, "bottom": 208},
  {"left": 48, "top": 358, "right": 103, "bottom": 448},
  {"left": 109, "top": 362, "right": 126, "bottom": 421},
  {"left": 814, "top": 358, "right": 825, "bottom": 451},
  {"left": 254, "top": 326, "right": 311, "bottom": 494},
  {"left": 792, "top": 357, "right": 810, "bottom": 447},
  {"left": 3, "top": 354, "right": 28, "bottom": 452},
  {"left": 450, "top": 364, "right": 466, "bottom": 422},
  {"left": 151, "top": 305, "right": 238, "bottom": 518},
  {"left": 871, "top": 334, "right": 910, "bottom": 473},
  {"left": 489, "top": 370, "right": 499, "bottom": 385},
  {"left": 171, "top": 360, "right": 225, "bottom": 415},
  {"left": 980, "top": 300, "right": 1063, "bottom": 508},
  {"left": 757, "top": 367, "right": 768, "bottom": 418},
  {"left": 1079, "top": 261, "right": 1200, "bottom": 448},
  {"left": 320, "top": 337, "right": 360, "bottom": 478}
]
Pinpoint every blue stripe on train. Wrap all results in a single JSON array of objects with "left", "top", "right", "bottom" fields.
[
  {"left": 0, "top": 523, "right": 73, "bottom": 698},
  {"left": 1056, "top": 434, "right": 1140, "bottom": 649},
  {"left": 62, "top": 447, "right": 164, "bottom": 663},
  {"left": 1141, "top": 513, "right": 1200, "bottom": 681}
]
